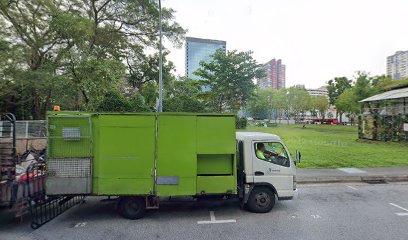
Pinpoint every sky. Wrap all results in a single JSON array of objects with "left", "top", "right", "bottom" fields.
[{"left": 163, "top": 0, "right": 408, "bottom": 89}]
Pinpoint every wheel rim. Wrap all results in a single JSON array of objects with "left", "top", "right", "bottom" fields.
[
  {"left": 126, "top": 200, "right": 140, "bottom": 214},
  {"left": 254, "top": 192, "right": 270, "bottom": 208}
]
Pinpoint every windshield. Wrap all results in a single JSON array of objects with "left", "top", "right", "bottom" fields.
[{"left": 255, "top": 142, "right": 290, "bottom": 167}]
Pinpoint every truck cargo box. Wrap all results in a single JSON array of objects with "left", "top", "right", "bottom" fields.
[{"left": 46, "top": 112, "right": 236, "bottom": 197}]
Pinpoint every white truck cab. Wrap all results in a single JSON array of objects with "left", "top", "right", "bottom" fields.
[{"left": 236, "top": 132, "right": 299, "bottom": 213}]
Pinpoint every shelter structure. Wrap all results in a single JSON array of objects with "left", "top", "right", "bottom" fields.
[{"left": 359, "top": 85, "right": 408, "bottom": 141}]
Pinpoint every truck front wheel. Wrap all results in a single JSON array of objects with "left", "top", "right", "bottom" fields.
[
  {"left": 117, "top": 196, "right": 146, "bottom": 219},
  {"left": 247, "top": 187, "right": 275, "bottom": 213}
]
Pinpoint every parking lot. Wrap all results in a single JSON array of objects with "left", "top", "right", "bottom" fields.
[{"left": 1, "top": 182, "right": 408, "bottom": 240}]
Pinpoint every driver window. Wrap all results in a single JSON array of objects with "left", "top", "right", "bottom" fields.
[{"left": 254, "top": 142, "right": 290, "bottom": 167}]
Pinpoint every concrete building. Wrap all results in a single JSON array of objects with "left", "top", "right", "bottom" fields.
[
  {"left": 257, "top": 59, "right": 285, "bottom": 90},
  {"left": 387, "top": 51, "right": 408, "bottom": 80},
  {"left": 307, "top": 86, "right": 328, "bottom": 98},
  {"left": 185, "top": 37, "right": 226, "bottom": 80},
  {"left": 294, "top": 85, "right": 328, "bottom": 98}
]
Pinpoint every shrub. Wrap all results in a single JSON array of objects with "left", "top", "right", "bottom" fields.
[{"left": 235, "top": 116, "right": 247, "bottom": 129}]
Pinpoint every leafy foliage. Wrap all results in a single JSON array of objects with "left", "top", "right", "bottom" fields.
[
  {"left": 235, "top": 116, "right": 247, "bottom": 129},
  {"left": 336, "top": 88, "right": 360, "bottom": 115},
  {"left": 247, "top": 89, "right": 274, "bottom": 119},
  {"left": 96, "top": 90, "right": 148, "bottom": 112},
  {"left": 0, "top": 0, "right": 186, "bottom": 119},
  {"left": 194, "top": 49, "right": 265, "bottom": 112},
  {"left": 163, "top": 78, "right": 208, "bottom": 112},
  {"left": 327, "top": 77, "right": 352, "bottom": 105},
  {"left": 247, "top": 87, "right": 312, "bottom": 123},
  {"left": 311, "top": 96, "right": 329, "bottom": 118}
]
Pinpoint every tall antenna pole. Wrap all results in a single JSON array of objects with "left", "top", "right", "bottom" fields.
[{"left": 158, "top": 0, "right": 163, "bottom": 112}]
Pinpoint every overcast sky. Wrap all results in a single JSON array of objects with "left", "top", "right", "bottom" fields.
[{"left": 164, "top": 0, "right": 408, "bottom": 88}]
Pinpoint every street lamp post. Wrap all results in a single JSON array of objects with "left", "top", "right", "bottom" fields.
[{"left": 158, "top": 0, "right": 163, "bottom": 112}]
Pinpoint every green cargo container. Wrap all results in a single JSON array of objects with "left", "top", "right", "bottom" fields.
[{"left": 46, "top": 112, "right": 236, "bottom": 197}]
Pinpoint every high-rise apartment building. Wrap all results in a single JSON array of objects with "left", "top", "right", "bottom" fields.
[
  {"left": 257, "top": 59, "right": 286, "bottom": 90},
  {"left": 387, "top": 51, "right": 408, "bottom": 80},
  {"left": 185, "top": 37, "right": 226, "bottom": 80}
]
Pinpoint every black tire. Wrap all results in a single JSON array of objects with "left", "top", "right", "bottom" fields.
[
  {"left": 247, "top": 187, "right": 275, "bottom": 213},
  {"left": 117, "top": 196, "right": 146, "bottom": 219}
]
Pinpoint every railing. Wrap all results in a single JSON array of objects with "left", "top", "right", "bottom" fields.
[
  {"left": 26, "top": 162, "right": 85, "bottom": 229},
  {"left": 0, "top": 113, "right": 16, "bottom": 182},
  {"left": 0, "top": 120, "right": 46, "bottom": 139},
  {"left": 15, "top": 121, "right": 47, "bottom": 139}
]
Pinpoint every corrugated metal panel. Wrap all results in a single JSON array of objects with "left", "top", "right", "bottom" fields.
[{"left": 360, "top": 87, "right": 408, "bottom": 102}]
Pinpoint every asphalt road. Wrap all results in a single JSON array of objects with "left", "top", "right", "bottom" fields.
[{"left": 1, "top": 182, "right": 408, "bottom": 240}]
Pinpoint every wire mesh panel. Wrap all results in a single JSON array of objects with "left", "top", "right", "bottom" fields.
[
  {"left": 47, "top": 158, "right": 91, "bottom": 178},
  {"left": 15, "top": 121, "right": 47, "bottom": 138},
  {"left": 46, "top": 115, "right": 92, "bottom": 194}
]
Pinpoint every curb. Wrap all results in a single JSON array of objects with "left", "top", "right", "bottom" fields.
[{"left": 297, "top": 175, "right": 408, "bottom": 184}]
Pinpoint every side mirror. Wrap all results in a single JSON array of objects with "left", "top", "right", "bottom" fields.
[{"left": 296, "top": 150, "right": 301, "bottom": 163}]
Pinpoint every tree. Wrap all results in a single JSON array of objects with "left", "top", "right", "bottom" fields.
[
  {"left": 311, "top": 96, "right": 329, "bottom": 118},
  {"left": 0, "top": 0, "right": 186, "bottom": 119},
  {"left": 336, "top": 88, "right": 360, "bottom": 125},
  {"left": 371, "top": 75, "right": 393, "bottom": 90},
  {"left": 247, "top": 89, "right": 274, "bottom": 119},
  {"left": 272, "top": 89, "right": 287, "bottom": 123},
  {"left": 163, "top": 77, "right": 208, "bottom": 112},
  {"left": 353, "top": 71, "right": 376, "bottom": 101},
  {"left": 194, "top": 49, "right": 265, "bottom": 112},
  {"left": 327, "top": 77, "right": 352, "bottom": 122},
  {"left": 373, "top": 76, "right": 408, "bottom": 91},
  {"left": 96, "top": 90, "right": 148, "bottom": 112},
  {"left": 287, "top": 87, "right": 311, "bottom": 123},
  {"left": 0, "top": 0, "right": 62, "bottom": 119},
  {"left": 327, "top": 77, "right": 352, "bottom": 105},
  {"left": 127, "top": 50, "right": 176, "bottom": 91}
]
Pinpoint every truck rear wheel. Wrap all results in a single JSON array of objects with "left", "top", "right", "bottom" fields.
[
  {"left": 247, "top": 187, "right": 275, "bottom": 213},
  {"left": 117, "top": 197, "right": 146, "bottom": 219}
]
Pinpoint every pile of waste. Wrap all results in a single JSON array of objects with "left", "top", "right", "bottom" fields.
[{"left": 15, "top": 149, "right": 46, "bottom": 183}]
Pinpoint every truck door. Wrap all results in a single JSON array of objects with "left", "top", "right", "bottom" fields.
[{"left": 252, "top": 141, "right": 294, "bottom": 197}]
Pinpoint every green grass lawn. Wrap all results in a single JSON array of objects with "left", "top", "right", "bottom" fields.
[{"left": 241, "top": 124, "right": 408, "bottom": 169}]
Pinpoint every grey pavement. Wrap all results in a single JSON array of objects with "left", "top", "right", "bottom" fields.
[
  {"left": 1, "top": 182, "right": 408, "bottom": 240},
  {"left": 297, "top": 167, "right": 408, "bottom": 183}
]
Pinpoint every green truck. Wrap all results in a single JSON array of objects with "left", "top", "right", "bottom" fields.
[{"left": 46, "top": 112, "right": 299, "bottom": 219}]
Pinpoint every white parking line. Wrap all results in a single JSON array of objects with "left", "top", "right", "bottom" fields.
[
  {"left": 74, "top": 222, "right": 87, "bottom": 228},
  {"left": 347, "top": 186, "right": 358, "bottom": 190},
  {"left": 389, "top": 203, "right": 408, "bottom": 216},
  {"left": 197, "top": 211, "right": 236, "bottom": 224},
  {"left": 390, "top": 203, "right": 408, "bottom": 212}
]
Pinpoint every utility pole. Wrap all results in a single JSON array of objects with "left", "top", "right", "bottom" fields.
[{"left": 158, "top": 0, "right": 163, "bottom": 112}]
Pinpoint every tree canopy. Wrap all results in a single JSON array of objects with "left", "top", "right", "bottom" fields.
[
  {"left": 0, "top": 0, "right": 186, "bottom": 119},
  {"left": 194, "top": 49, "right": 265, "bottom": 112}
]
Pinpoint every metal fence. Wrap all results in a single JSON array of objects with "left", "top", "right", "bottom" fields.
[
  {"left": 1, "top": 121, "right": 47, "bottom": 139},
  {"left": 1, "top": 120, "right": 46, "bottom": 139}
]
